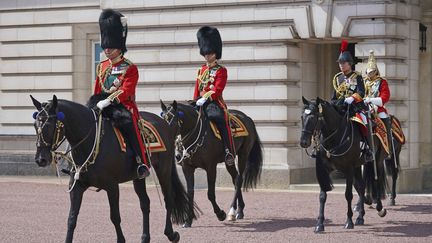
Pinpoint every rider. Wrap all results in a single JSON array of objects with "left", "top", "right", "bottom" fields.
[
  {"left": 193, "top": 26, "right": 235, "bottom": 167},
  {"left": 363, "top": 50, "right": 392, "bottom": 158},
  {"left": 331, "top": 40, "right": 373, "bottom": 162},
  {"left": 93, "top": 9, "right": 150, "bottom": 179}
]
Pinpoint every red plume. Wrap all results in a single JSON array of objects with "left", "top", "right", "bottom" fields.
[{"left": 340, "top": 39, "right": 348, "bottom": 53}]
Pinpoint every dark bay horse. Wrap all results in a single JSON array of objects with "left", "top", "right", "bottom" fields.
[
  {"left": 300, "top": 97, "right": 388, "bottom": 233},
  {"left": 160, "top": 101, "right": 263, "bottom": 227},
  {"left": 31, "top": 95, "right": 198, "bottom": 243}
]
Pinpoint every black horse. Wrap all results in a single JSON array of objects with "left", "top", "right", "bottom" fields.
[
  {"left": 384, "top": 116, "right": 404, "bottom": 206},
  {"left": 160, "top": 101, "right": 263, "bottom": 227},
  {"left": 31, "top": 95, "right": 198, "bottom": 243},
  {"left": 300, "top": 97, "right": 388, "bottom": 233},
  {"left": 362, "top": 115, "right": 404, "bottom": 207}
]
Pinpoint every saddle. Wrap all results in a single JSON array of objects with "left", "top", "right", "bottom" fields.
[{"left": 210, "top": 113, "right": 249, "bottom": 140}]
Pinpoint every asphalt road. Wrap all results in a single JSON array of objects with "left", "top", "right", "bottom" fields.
[{"left": 0, "top": 177, "right": 431, "bottom": 243}]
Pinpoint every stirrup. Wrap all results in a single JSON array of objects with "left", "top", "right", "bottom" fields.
[
  {"left": 137, "top": 163, "right": 150, "bottom": 179},
  {"left": 224, "top": 149, "right": 235, "bottom": 167}
]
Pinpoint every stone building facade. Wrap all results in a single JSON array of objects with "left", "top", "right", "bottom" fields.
[{"left": 0, "top": 0, "right": 431, "bottom": 191}]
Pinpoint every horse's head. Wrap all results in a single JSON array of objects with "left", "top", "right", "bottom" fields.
[
  {"left": 300, "top": 96, "right": 323, "bottom": 148},
  {"left": 31, "top": 95, "right": 65, "bottom": 167}
]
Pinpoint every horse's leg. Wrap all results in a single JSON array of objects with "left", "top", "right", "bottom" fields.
[
  {"left": 225, "top": 163, "right": 240, "bottom": 221},
  {"left": 182, "top": 165, "right": 195, "bottom": 228},
  {"left": 106, "top": 184, "right": 126, "bottom": 243},
  {"left": 233, "top": 153, "right": 247, "bottom": 220},
  {"left": 353, "top": 167, "right": 365, "bottom": 225},
  {"left": 65, "top": 181, "right": 87, "bottom": 243},
  {"left": 206, "top": 165, "right": 226, "bottom": 221},
  {"left": 133, "top": 179, "right": 150, "bottom": 243},
  {"left": 387, "top": 157, "right": 398, "bottom": 206},
  {"left": 315, "top": 190, "right": 327, "bottom": 233},
  {"left": 344, "top": 173, "right": 354, "bottom": 229}
]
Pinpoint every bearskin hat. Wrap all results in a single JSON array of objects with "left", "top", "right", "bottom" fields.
[
  {"left": 99, "top": 9, "right": 128, "bottom": 53},
  {"left": 197, "top": 26, "right": 222, "bottom": 59}
]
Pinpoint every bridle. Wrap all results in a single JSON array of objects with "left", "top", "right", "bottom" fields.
[
  {"left": 34, "top": 104, "right": 103, "bottom": 191},
  {"left": 302, "top": 103, "right": 355, "bottom": 159},
  {"left": 162, "top": 105, "right": 207, "bottom": 164}
]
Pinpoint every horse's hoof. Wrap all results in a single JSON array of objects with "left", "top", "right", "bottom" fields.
[
  {"left": 344, "top": 222, "right": 354, "bottom": 229},
  {"left": 227, "top": 208, "right": 236, "bottom": 221},
  {"left": 217, "top": 210, "right": 226, "bottom": 221},
  {"left": 236, "top": 212, "right": 244, "bottom": 220},
  {"left": 355, "top": 218, "right": 364, "bottom": 225},
  {"left": 389, "top": 199, "right": 396, "bottom": 206},
  {"left": 169, "top": 232, "right": 180, "bottom": 243},
  {"left": 314, "top": 224, "right": 324, "bottom": 233},
  {"left": 378, "top": 208, "right": 387, "bottom": 217}
]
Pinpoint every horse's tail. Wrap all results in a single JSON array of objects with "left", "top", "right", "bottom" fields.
[
  {"left": 364, "top": 159, "right": 387, "bottom": 201},
  {"left": 168, "top": 160, "right": 201, "bottom": 224},
  {"left": 243, "top": 128, "right": 263, "bottom": 191},
  {"left": 315, "top": 154, "right": 333, "bottom": 192}
]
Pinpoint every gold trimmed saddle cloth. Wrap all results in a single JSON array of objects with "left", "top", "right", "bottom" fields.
[{"left": 210, "top": 114, "right": 249, "bottom": 140}]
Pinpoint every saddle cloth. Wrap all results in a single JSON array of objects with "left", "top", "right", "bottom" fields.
[
  {"left": 113, "top": 119, "right": 166, "bottom": 153},
  {"left": 210, "top": 114, "right": 249, "bottom": 140},
  {"left": 391, "top": 115, "right": 405, "bottom": 144}
]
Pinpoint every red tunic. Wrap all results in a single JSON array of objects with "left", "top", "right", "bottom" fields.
[
  {"left": 94, "top": 57, "right": 147, "bottom": 164},
  {"left": 194, "top": 64, "right": 228, "bottom": 109},
  {"left": 366, "top": 78, "right": 390, "bottom": 114},
  {"left": 193, "top": 63, "right": 233, "bottom": 148}
]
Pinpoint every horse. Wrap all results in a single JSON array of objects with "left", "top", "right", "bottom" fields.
[
  {"left": 31, "top": 95, "right": 199, "bottom": 243},
  {"left": 160, "top": 100, "right": 263, "bottom": 227},
  {"left": 300, "top": 97, "right": 388, "bottom": 233},
  {"left": 363, "top": 115, "right": 404, "bottom": 207}
]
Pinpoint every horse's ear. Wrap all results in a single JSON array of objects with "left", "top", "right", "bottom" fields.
[
  {"left": 30, "top": 95, "right": 42, "bottom": 111},
  {"left": 302, "top": 96, "right": 309, "bottom": 105},
  {"left": 316, "top": 97, "right": 322, "bottom": 104},
  {"left": 50, "top": 95, "right": 58, "bottom": 112},
  {"left": 173, "top": 100, "right": 177, "bottom": 110},
  {"left": 160, "top": 99, "right": 167, "bottom": 111}
]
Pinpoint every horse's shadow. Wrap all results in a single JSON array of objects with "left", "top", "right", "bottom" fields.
[
  {"left": 371, "top": 221, "right": 432, "bottom": 238},
  {"left": 390, "top": 203, "right": 432, "bottom": 215},
  {"left": 221, "top": 218, "right": 329, "bottom": 233}
]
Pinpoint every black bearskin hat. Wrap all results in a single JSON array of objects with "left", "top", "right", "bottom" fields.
[
  {"left": 99, "top": 9, "right": 128, "bottom": 53},
  {"left": 197, "top": 26, "right": 222, "bottom": 59}
]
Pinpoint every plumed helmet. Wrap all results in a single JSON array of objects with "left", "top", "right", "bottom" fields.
[
  {"left": 197, "top": 26, "right": 222, "bottom": 59},
  {"left": 366, "top": 50, "right": 380, "bottom": 75},
  {"left": 337, "top": 39, "right": 354, "bottom": 64},
  {"left": 99, "top": 9, "right": 128, "bottom": 53}
]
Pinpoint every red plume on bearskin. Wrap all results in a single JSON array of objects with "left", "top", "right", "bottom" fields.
[{"left": 340, "top": 39, "right": 348, "bottom": 53}]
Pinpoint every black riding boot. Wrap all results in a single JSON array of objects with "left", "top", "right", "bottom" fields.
[
  {"left": 382, "top": 117, "right": 393, "bottom": 159},
  {"left": 363, "top": 133, "right": 374, "bottom": 163},
  {"left": 119, "top": 121, "right": 150, "bottom": 179},
  {"left": 214, "top": 119, "right": 235, "bottom": 167}
]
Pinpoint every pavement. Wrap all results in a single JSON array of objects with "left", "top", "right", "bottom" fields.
[{"left": 0, "top": 176, "right": 431, "bottom": 242}]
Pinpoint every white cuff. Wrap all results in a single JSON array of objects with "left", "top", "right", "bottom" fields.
[{"left": 369, "top": 97, "right": 383, "bottom": 106}]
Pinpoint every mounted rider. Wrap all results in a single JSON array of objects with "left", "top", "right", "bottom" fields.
[
  {"left": 331, "top": 40, "right": 373, "bottom": 161},
  {"left": 363, "top": 50, "right": 392, "bottom": 158},
  {"left": 93, "top": 9, "right": 150, "bottom": 179},
  {"left": 193, "top": 26, "right": 235, "bottom": 166}
]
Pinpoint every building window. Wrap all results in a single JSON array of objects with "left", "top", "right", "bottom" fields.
[{"left": 92, "top": 42, "right": 103, "bottom": 83}]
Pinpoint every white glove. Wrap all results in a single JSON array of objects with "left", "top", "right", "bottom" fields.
[
  {"left": 364, "top": 97, "right": 371, "bottom": 104},
  {"left": 344, "top": 96, "right": 355, "bottom": 104},
  {"left": 368, "top": 97, "right": 383, "bottom": 106},
  {"left": 196, "top": 97, "right": 207, "bottom": 106},
  {"left": 96, "top": 99, "right": 111, "bottom": 110}
]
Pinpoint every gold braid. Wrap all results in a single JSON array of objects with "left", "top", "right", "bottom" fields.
[{"left": 98, "top": 57, "right": 132, "bottom": 94}]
